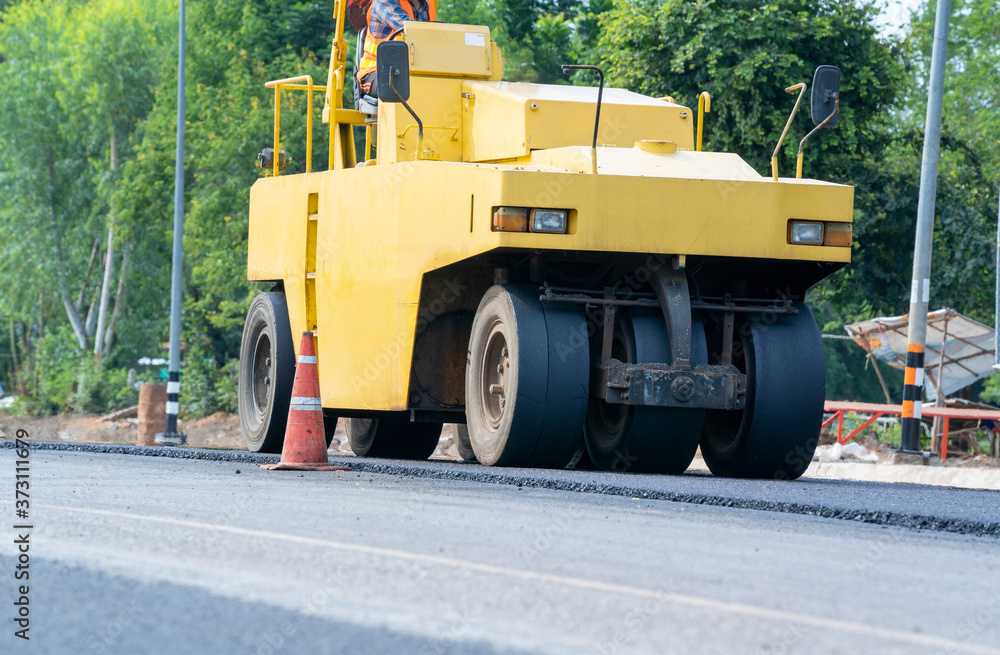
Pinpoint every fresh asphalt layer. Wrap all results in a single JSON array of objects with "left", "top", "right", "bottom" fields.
[
  {"left": 1, "top": 446, "right": 999, "bottom": 655},
  {"left": 2, "top": 440, "right": 999, "bottom": 535}
]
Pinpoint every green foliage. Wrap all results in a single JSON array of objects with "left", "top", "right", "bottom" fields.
[
  {"left": 0, "top": 0, "right": 97, "bottom": 336},
  {"left": 0, "top": 0, "right": 331, "bottom": 414},
  {"left": 177, "top": 339, "right": 238, "bottom": 419},
  {"left": 178, "top": 341, "right": 216, "bottom": 419},
  {"left": 913, "top": 0, "right": 1000, "bottom": 183},
  {"left": 73, "top": 364, "right": 135, "bottom": 415},
  {"left": 215, "top": 359, "right": 240, "bottom": 415},
  {"left": 600, "top": 0, "right": 906, "bottom": 168},
  {"left": 29, "top": 328, "right": 81, "bottom": 415},
  {"left": 981, "top": 376, "right": 1000, "bottom": 406},
  {"left": 4, "top": 326, "right": 136, "bottom": 415}
]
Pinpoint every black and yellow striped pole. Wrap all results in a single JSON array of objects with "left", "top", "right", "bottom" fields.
[
  {"left": 901, "top": 343, "right": 924, "bottom": 448},
  {"left": 901, "top": 0, "right": 951, "bottom": 452}
]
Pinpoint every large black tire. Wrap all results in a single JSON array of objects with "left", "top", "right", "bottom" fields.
[
  {"left": 454, "top": 424, "right": 477, "bottom": 462},
  {"left": 465, "top": 285, "right": 589, "bottom": 468},
  {"left": 238, "top": 292, "right": 296, "bottom": 453},
  {"left": 346, "top": 417, "right": 441, "bottom": 460},
  {"left": 585, "top": 310, "right": 706, "bottom": 474},
  {"left": 701, "top": 302, "right": 825, "bottom": 480}
]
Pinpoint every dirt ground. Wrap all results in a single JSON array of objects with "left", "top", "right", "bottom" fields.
[
  {"left": 2, "top": 413, "right": 998, "bottom": 491},
  {"left": 0, "top": 412, "right": 463, "bottom": 460}
]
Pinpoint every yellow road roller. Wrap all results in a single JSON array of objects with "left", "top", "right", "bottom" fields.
[{"left": 238, "top": 7, "right": 853, "bottom": 480}]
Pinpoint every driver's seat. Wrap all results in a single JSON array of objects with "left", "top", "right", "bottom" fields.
[{"left": 354, "top": 28, "right": 379, "bottom": 117}]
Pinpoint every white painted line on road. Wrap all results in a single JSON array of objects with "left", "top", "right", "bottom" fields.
[{"left": 31, "top": 503, "right": 1000, "bottom": 655}]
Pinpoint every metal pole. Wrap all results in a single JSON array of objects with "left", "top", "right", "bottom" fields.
[
  {"left": 994, "top": 183, "right": 999, "bottom": 370},
  {"left": 156, "top": 0, "right": 187, "bottom": 446},
  {"left": 900, "top": 0, "right": 951, "bottom": 452}
]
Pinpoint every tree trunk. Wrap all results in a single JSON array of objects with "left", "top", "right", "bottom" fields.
[
  {"left": 76, "top": 238, "right": 100, "bottom": 313},
  {"left": 94, "top": 125, "right": 117, "bottom": 366},
  {"left": 102, "top": 245, "right": 128, "bottom": 355},
  {"left": 8, "top": 316, "right": 19, "bottom": 376},
  {"left": 47, "top": 147, "right": 89, "bottom": 350},
  {"left": 85, "top": 296, "right": 98, "bottom": 338}
]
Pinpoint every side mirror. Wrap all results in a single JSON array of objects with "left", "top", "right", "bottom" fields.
[
  {"left": 810, "top": 65, "right": 841, "bottom": 128},
  {"left": 376, "top": 40, "right": 410, "bottom": 103}
]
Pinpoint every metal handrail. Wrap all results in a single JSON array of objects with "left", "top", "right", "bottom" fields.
[
  {"left": 697, "top": 92, "right": 711, "bottom": 152},
  {"left": 264, "top": 75, "right": 328, "bottom": 176},
  {"left": 771, "top": 83, "right": 806, "bottom": 181}
]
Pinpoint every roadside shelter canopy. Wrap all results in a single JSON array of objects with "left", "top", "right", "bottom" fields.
[{"left": 844, "top": 308, "right": 997, "bottom": 402}]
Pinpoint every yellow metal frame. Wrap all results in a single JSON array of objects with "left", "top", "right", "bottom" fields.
[
  {"left": 264, "top": 76, "right": 326, "bottom": 176},
  {"left": 696, "top": 92, "right": 711, "bottom": 152}
]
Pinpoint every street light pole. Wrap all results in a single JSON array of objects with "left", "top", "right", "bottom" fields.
[
  {"left": 156, "top": 0, "right": 187, "bottom": 446},
  {"left": 900, "top": 0, "right": 951, "bottom": 452},
  {"left": 994, "top": 184, "right": 999, "bottom": 370}
]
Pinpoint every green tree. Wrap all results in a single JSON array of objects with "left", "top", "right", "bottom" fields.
[
  {"left": 0, "top": 0, "right": 96, "bottom": 355},
  {"left": 114, "top": 0, "right": 334, "bottom": 400},
  {"left": 600, "top": 0, "right": 906, "bottom": 168},
  {"left": 912, "top": 0, "right": 1000, "bottom": 182},
  {"left": 59, "top": 0, "right": 173, "bottom": 364},
  {"left": 530, "top": 14, "right": 574, "bottom": 82}
]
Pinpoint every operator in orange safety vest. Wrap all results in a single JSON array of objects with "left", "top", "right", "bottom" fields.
[{"left": 357, "top": 0, "right": 437, "bottom": 97}]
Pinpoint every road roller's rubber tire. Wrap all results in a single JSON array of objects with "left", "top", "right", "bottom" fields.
[
  {"left": 701, "top": 302, "right": 825, "bottom": 480},
  {"left": 347, "top": 418, "right": 441, "bottom": 460},
  {"left": 323, "top": 409, "right": 339, "bottom": 448},
  {"left": 466, "top": 285, "right": 589, "bottom": 468},
  {"left": 238, "top": 292, "right": 296, "bottom": 454},
  {"left": 454, "top": 424, "right": 477, "bottom": 462},
  {"left": 585, "top": 310, "right": 706, "bottom": 474}
]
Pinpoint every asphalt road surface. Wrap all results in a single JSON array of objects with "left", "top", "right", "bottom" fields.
[{"left": 1, "top": 444, "right": 999, "bottom": 655}]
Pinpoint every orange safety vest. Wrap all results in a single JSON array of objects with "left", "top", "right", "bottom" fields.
[{"left": 357, "top": 0, "right": 437, "bottom": 90}]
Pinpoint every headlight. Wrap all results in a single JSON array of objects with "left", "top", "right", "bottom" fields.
[
  {"left": 492, "top": 207, "right": 569, "bottom": 233},
  {"left": 530, "top": 209, "right": 567, "bottom": 234},
  {"left": 788, "top": 221, "right": 824, "bottom": 245}
]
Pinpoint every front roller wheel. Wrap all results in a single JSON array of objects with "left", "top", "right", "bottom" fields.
[
  {"left": 701, "top": 302, "right": 825, "bottom": 480},
  {"left": 585, "top": 311, "right": 707, "bottom": 474},
  {"left": 238, "top": 292, "right": 296, "bottom": 453},
  {"left": 466, "top": 285, "right": 589, "bottom": 468},
  {"left": 347, "top": 418, "right": 441, "bottom": 460}
]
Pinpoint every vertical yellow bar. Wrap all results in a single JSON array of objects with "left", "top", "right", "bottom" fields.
[
  {"left": 306, "top": 77, "right": 313, "bottom": 173},
  {"left": 273, "top": 87, "right": 281, "bottom": 177},
  {"left": 697, "top": 92, "right": 711, "bottom": 152},
  {"left": 334, "top": 120, "right": 337, "bottom": 171}
]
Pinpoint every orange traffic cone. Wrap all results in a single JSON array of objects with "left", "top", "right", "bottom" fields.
[{"left": 260, "top": 332, "right": 348, "bottom": 472}]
